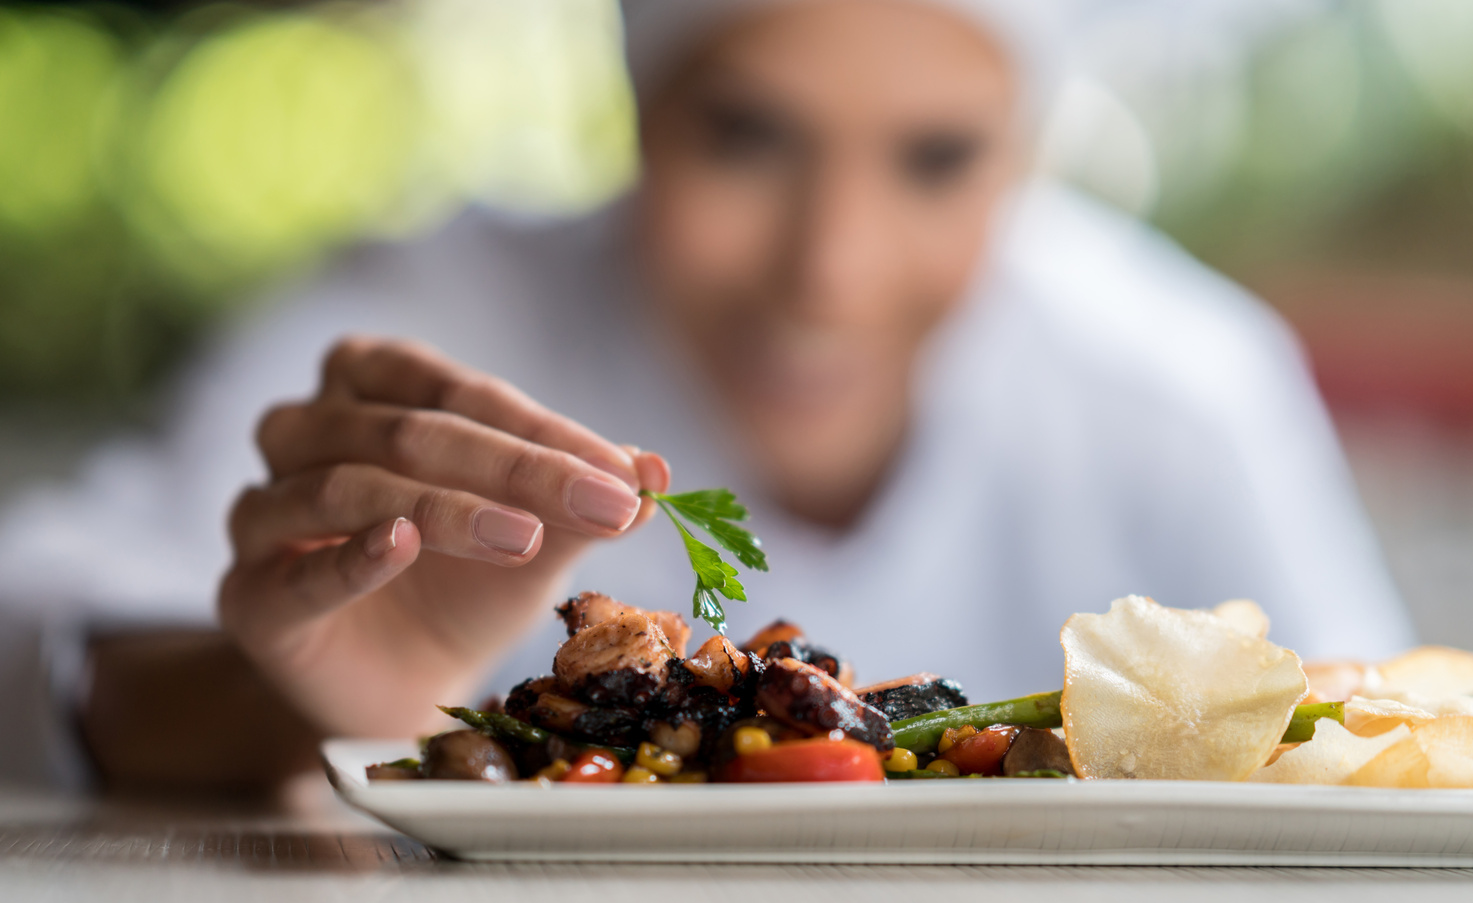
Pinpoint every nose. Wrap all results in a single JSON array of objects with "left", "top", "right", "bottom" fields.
[{"left": 779, "top": 149, "right": 895, "bottom": 324}]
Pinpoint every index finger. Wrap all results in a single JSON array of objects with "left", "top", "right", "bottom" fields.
[{"left": 321, "top": 337, "right": 638, "bottom": 489}]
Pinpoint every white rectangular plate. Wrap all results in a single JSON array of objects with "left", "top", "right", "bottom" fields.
[{"left": 324, "top": 739, "right": 1473, "bottom": 866}]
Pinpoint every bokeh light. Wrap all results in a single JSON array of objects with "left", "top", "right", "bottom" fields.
[
  {"left": 0, "top": 0, "right": 1470, "bottom": 403},
  {"left": 0, "top": 8, "right": 121, "bottom": 235},
  {"left": 130, "top": 9, "right": 419, "bottom": 284}
]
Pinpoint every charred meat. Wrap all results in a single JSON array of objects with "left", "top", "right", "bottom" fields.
[
  {"left": 857, "top": 673, "right": 969, "bottom": 721},
  {"left": 741, "top": 620, "right": 854, "bottom": 686},
  {"left": 557, "top": 591, "right": 691, "bottom": 658},
  {"left": 553, "top": 611, "right": 674, "bottom": 707},
  {"left": 740, "top": 620, "right": 804, "bottom": 656},
  {"left": 683, "top": 635, "right": 760, "bottom": 697},
  {"left": 756, "top": 658, "right": 895, "bottom": 752}
]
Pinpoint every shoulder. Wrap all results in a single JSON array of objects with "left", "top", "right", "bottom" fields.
[{"left": 990, "top": 181, "right": 1315, "bottom": 439}]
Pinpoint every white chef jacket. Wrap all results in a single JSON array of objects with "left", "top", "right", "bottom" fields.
[{"left": 0, "top": 180, "right": 1416, "bottom": 786}]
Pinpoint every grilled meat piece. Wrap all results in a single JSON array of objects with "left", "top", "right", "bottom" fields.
[
  {"left": 803, "top": 645, "right": 854, "bottom": 687},
  {"left": 504, "top": 675, "right": 561, "bottom": 723},
  {"left": 684, "top": 635, "right": 760, "bottom": 696},
  {"left": 856, "top": 673, "right": 969, "bottom": 721},
  {"left": 742, "top": 621, "right": 854, "bottom": 687},
  {"left": 553, "top": 611, "right": 675, "bottom": 707},
  {"left": 740, "top": 619, "right": 805, "bottom": 656},
  {"left": 571, "top": 706, "right": 645, "bottom": 748},
  {"left": 527, "top": 692, "right": 589, "bottom": 733},
  {"left": 1002, "top": 727, "right": 1076, "bottom": 777},
  {"left": 756, "top": 658, "right": 894, "bottom": 752},
  {"left": 657, "top": 660, "right": 758, "bottom": 761},
  {"left": 556, "top": 591, "right": 691, "bottom": 658}
]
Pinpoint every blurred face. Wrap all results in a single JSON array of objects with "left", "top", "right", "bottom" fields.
[{"left": 637, "top": 0, "right": 1020, "bottom": 526}]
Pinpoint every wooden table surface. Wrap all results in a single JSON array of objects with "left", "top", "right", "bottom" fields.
[{"left": 5, "top": 781, "right": 1473, "bottom": 902}]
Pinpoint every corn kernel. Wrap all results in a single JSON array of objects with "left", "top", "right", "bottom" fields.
[
  {"left": 535, "top": 758, "right": 572, "bottom": 782},
  {"left": 636, "top": 741, "right": 684, "bottom": 777},
  {"left": 670, "top": 771, "right": 709, "bottom": 784},
  {"left": 937, "top": 725, "right": 979, "bottom": 754},
  {"left": 733, "top": 726, "right": 774, "bottom": 756},
  {"left": 926, "top": 759, "right": 961, "bottom": 777},
  {"left": 622, "top": 765, "right": 661, "bottom": 784},
  {"left": 884, "top": 748, "right": 919, "bottom": 773}
]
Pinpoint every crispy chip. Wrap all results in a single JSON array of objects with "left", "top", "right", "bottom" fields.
[
  {"left": 1060, "top": 595, "right": 1308, "bottom": 781},
  {"left": 1250, "top": 719, "right": 1409, "bottom": 785},
  {"left": 1346, "top": 717, "right": 1473, "bottom": 788},
  {"left": 1211, "top": 599, "right": 1270, "bottom": 640},
  {"left": 1372, "top": 646, "right": 1473, "bottom": 698},
  {"left": 1343, "top": 696, "right": 1436, "bottom": 737},
  {"left": 1302, "top": 661, "right": 1368, "bottom": 704}
]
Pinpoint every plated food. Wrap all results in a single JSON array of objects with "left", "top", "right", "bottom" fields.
[{"left": 364, "top": 588, "right": 1473, "bottom": 788}]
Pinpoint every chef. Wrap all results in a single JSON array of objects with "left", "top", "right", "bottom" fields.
[{"left": 0, "top": 0, "right": 1414, "bottom": 789}]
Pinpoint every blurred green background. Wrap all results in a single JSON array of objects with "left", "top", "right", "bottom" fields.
[{"left": 2, "top": 0, "right": 1471, "bottom": 406}]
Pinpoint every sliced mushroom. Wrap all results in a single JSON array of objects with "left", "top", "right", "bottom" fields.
[
  {"left": 1001, "top": 727, "right": 1076, "bottom": 777},
  {"left": 421, "top": 730, "right": 517, "bottom": 782}
]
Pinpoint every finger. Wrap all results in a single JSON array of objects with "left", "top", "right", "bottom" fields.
[
  {"left": 221, "top": 517, "right": 420, "bottom": 641},
  {"left": 318, "top": 337, "right": 638, "bottom": 489},
  {"left": 633, "top": 449, "right": 671, "bottom": 495},
  {"left": 622, "top": 447, "right": 672, "bottom": 530},
  {"left": 229, "top": 464, "right": 546, "bottom": 566},
  {"left": 257, "top": 402, "right": 642, "bottom": 537}
]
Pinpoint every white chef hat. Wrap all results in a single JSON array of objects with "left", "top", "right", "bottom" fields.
[{"left": 619, "top": 0, "right": 1065, "bottom": 130}]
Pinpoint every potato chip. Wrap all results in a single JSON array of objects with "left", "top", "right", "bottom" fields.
[
  {"left": 1302, "top": 661, "right": 1368, "bottom": 704},
  {"left": 1343, "top": 696, "right": 1436, "bottom": 737},
  {"left": 1060, "top": 595, "right": 1308, "bottom": 781},
  {"left": 1346, "top": 717, "right": 1473, "bottom": 788},
  {"left": 1211, "top": 599, "right": 1270, "bottom": 640},
  {"left": 1250, "top": 719, "right": 1409, "bottom": 785},
  {"left": 1372, "top": 646, "right": 1473, "bottom": 698}
]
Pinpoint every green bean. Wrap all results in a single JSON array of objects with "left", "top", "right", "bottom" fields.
[
  {"left": 892, "top": 694, "right": 1347, "bottom": 753},
  {"left": 891, "top": 692, "right": 1064, "bottom": 754}
]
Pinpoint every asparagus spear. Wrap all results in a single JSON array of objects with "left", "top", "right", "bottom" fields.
[
  {"left": 891, "top": 692, "right": 1064, "bottom": 754},
  {"left": 439, "top": 705, "right": 550, "bottom": 745},
  {"left": 439, "top": 705, "right": 636, "bottom": 763},
  {"left": 1280, "top": 701, "right": 1345, "bottom": 744},
  {"left": 891, "top": 693, "right": 1346, "bottom": 753}
]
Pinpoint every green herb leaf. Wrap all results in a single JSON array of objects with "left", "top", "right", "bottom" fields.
[
  {"left": 643, "top": 488, "right": 768, "bottom": 633},
  {"left": 657, "top": 489, "right": 768, "bottom": 572}
]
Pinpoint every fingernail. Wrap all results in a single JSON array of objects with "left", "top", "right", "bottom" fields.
[
  {"left": 473, "top": 507, "right": 543, "bottom": 555},
  {"left": 568, "top": 477, "right": 640, "bottom": 530},
  {"left": 366, "top": 517, "right": 406, "bottom": 559},
  {"left": 581, "top": 454, "right": 640, "bottom": 491}
]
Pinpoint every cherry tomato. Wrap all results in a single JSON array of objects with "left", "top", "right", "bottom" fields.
[
  {"left": 722, "top": 738, "right": 884, "bottom": 783},
  {"left": 940, "top": 724, "right": 1020, "bottom": 776},
  {"left": 561, "top": 749, "right": 625, "bottom": 783}
]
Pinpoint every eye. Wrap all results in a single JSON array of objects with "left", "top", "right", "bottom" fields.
[
  {"left": 900, "top": 132, "right": 983, "bottom": 189},
  {"left": 696, "top": 98, "right": 795, "bottom": 164}
]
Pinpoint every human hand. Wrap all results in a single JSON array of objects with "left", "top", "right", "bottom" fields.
[{"left": 218, "top": 337, "right": 669, "bottom": 737}]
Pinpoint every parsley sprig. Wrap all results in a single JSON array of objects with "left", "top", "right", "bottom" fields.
[{"left": 640, "top": 488, "right": 768, "bottom": 634}]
